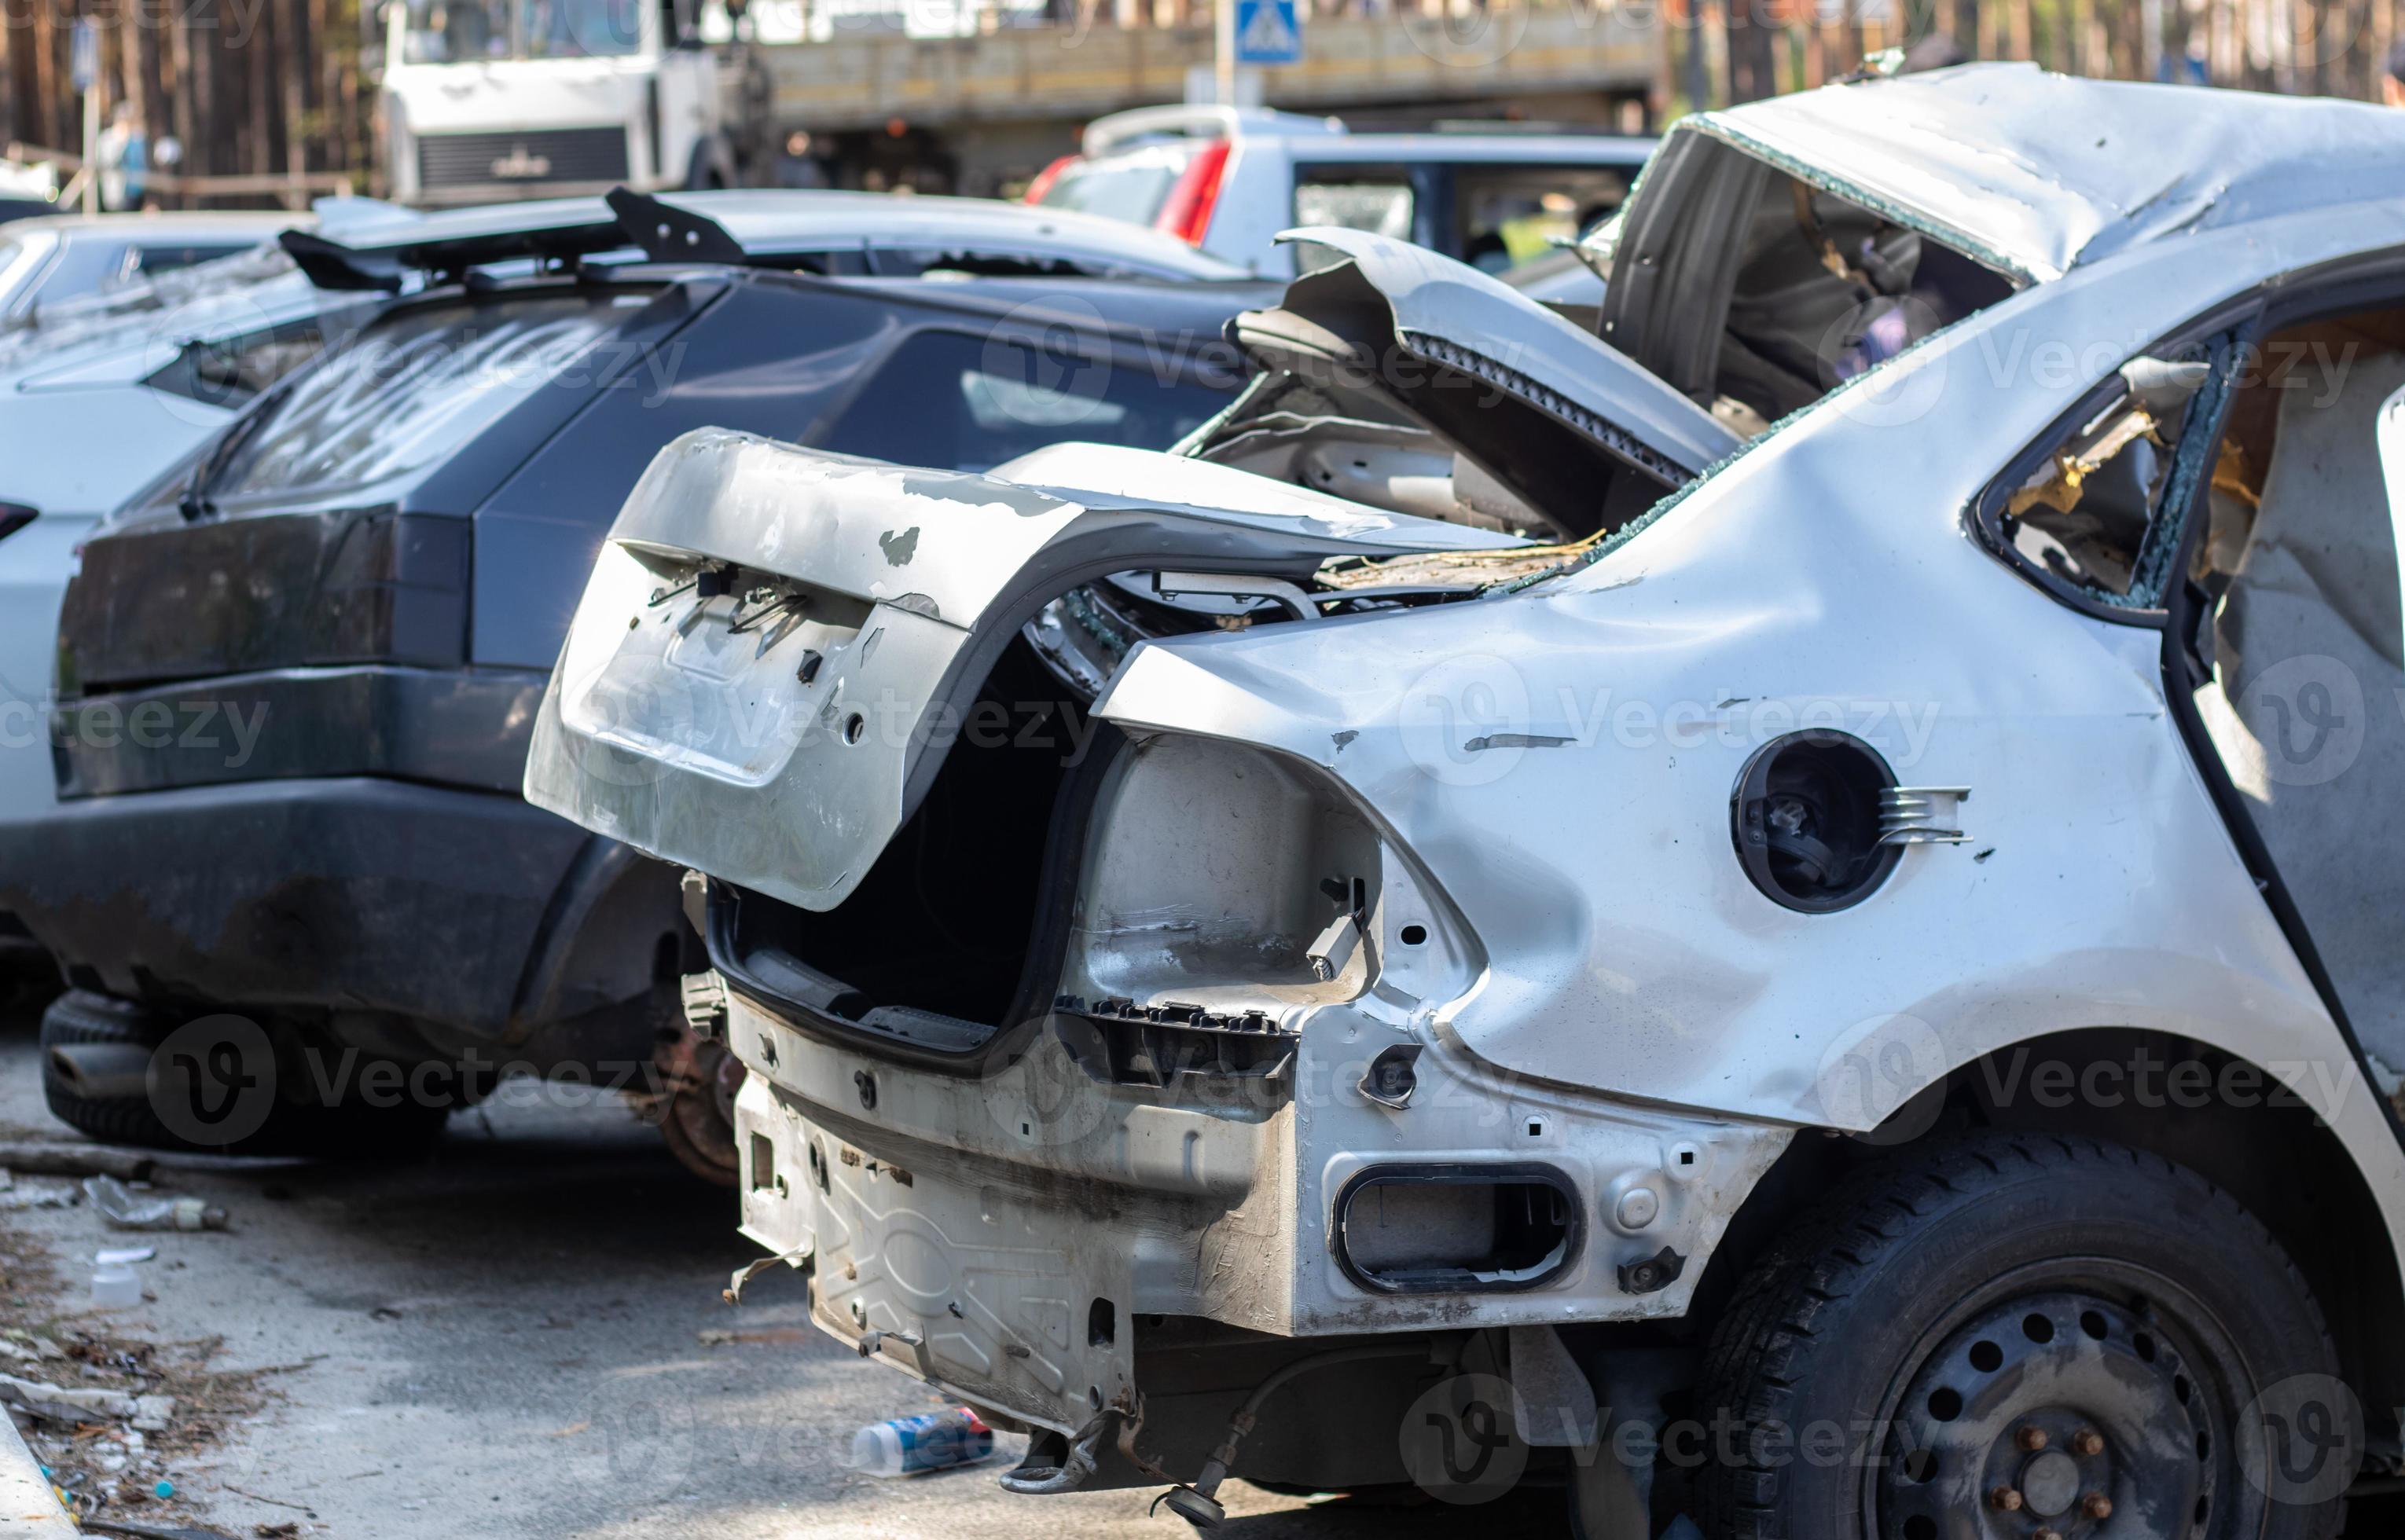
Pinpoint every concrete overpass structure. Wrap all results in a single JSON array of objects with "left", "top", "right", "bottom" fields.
[{"left": 747, "top": 6, "right": 1662, "bottom": 190}]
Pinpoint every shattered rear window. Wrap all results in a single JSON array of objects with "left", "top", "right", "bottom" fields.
[{"left": 208, "top": 291, "right": 626, "bottom": 499}]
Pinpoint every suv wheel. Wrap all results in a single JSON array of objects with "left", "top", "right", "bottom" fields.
[
  {"left": 40, "top": 990, "right": 183, "bottom": 1149},
  {"left": 40, "top": 989, "right": 450, "bottom": 1157},
  {"left": 1696, "top": 1135, "right": 2348, "bottom": 1540}
]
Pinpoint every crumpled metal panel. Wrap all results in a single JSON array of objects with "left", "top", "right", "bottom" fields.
[
  {"left": 1685, "top": 62, "right": 2405, "bottom": 282},
  {"left": 1272, "top": 226, "right": 1742, "bottom": 478}
]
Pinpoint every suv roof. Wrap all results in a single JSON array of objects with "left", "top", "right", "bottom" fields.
[{"left": 287, "top": 187, "right": 1249, "bottom": 288}]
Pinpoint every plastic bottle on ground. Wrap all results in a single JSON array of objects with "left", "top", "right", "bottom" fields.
[{"left": 849, "top": 1407, "right": 994, "bottom": 1477}]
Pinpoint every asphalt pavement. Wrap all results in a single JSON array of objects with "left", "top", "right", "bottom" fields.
[{"left": 0, "top": 1006, "right": 1562, "bottom": 1539}]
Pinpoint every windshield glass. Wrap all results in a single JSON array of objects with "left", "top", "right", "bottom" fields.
[
  {"left": 397, "top": 0, "right": 643, "bottom": 62},
  {"left": 207, "top": 291, "right": 627, "bottom": 500}
]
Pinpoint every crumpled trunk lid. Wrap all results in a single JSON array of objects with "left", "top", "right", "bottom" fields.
[{"left": 522, "top": 428, "right": 1526, "bottom": 911}]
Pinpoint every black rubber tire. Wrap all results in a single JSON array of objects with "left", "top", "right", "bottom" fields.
[
  {"left": 39, "top": 989, "right": 449, "bottom": 1157},
  {"left": 39, "top": 990, "right": 187, "bottom": 1149},
  {"left": 1695, "top": 1133, "right": 2347, "bottom": 1540}
]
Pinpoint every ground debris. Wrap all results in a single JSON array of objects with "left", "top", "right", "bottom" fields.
[
  {"left": 0, "top": 1370, "right": 174, "bottom": 1428},
  {"left": 698, "top": 1326, "right": 808, "bottom": 1347},
  {"left": 0, "top": 1219, "right": 271, "bottom": 1533},
  {"left": 0, "top": 1143, "right": 155, "bottom": 1181}
]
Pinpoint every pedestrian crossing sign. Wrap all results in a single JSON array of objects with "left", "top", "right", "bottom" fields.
[{"left": 1235, "top": 0, "right": 1302, "bottom": 64}]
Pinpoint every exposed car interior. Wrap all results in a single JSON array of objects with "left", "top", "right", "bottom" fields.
[
  {"left": 1999, "top": 351, "right": 2212, "bottom": 596},
  {"left": 2185, "top": 302, "right": 2405, "bottom": 1076},
  {"left": 1599, "top": 130, "right": 2018, "bottom": 437}
]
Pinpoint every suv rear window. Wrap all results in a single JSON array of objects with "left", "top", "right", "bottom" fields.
[
  {"left": 207, "top": 290, "right": 630, "bottom": 499},
  {"left": 818, "top": 327, "right": 1228, "bottom": 474},
  {"left": 1034, "top": 144, "right": 1198, "bottom": 228}
]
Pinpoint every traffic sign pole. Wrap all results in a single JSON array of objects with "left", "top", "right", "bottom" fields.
[
  {"left": 1215, "top": 0, "right": 1236, "bottom": 106},
  {"left": 72, "top": 19, "right": 100, "bottom": 213}
]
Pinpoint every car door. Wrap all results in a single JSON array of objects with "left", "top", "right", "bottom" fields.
[{"left": 2171, "top": 282, "right": 2405, "bottom": 1084}]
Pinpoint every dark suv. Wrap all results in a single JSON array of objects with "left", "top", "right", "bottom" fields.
[{"left": 6, "top": 196, "right": 1265, "bottom": 1174}]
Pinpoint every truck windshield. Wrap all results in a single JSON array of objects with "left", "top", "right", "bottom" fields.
[{"left": 397, "top": 0, "right": 643, "bottom": 62}]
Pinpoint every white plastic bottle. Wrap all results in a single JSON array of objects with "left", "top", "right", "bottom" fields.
[{"left": 850, "top": 1407, "right": 994, "bottom": 1477}]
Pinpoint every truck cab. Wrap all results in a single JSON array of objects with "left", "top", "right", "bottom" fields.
[{"left": 379, "top": 0, "right": 731, "bottom": 205}]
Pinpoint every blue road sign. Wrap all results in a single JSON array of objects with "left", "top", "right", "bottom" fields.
[{"left": 1234, "top": 0, "right": 1302, "bottom": 65}]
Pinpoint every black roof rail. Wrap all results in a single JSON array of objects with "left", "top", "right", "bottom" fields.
[
  {"left": 280, "top": 187, "right": 740, "bottom": 293},
  {"left": 606, "top": 188, "right": 747, "bottom": 265}
]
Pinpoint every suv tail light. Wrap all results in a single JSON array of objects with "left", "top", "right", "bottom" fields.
[
  {"left": 1154, "top": 140, "right": 1231, "bottom": 247},
  {"left": 1023, "top": 154, "right": 1078, "bottom": 205}
]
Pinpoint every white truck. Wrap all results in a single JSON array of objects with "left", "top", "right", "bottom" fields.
[{"left": 378, "top": 0, "right": 736, "bottom": 205}]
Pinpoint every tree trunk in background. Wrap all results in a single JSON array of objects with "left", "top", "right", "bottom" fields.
[
  {"left": 192, "top": 10, "right": 216, "bottom": 179},
  {"left": 1684, "top": 0, "right": 1714, "bottom": 109},
  {"left": 2, "top": 10, "right": 24, "bottom": 145},
  {"left": 279, "top": 0, "right": 307, "bottom": 204},
  {"left": 248, "top": 4, "right": 270, "bottom": 178},
  {"left": 135, "top": 6, "right": 169, "bottom": 168},
  {"left": 1726, "top": 0, "right": 1780, "bottom": 99},
  {"left": 1954, "top": 0, "right": 1981, "bottom": 53},
  {"left": 314, "top": 0, "right": 340, "bottom": 183}
]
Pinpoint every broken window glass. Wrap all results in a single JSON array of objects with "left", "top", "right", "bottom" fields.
[{"left": 1998, "top": 353, "right": 2215, "bottom": 600}]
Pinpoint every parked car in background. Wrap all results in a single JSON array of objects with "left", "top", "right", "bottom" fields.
[
  {"left": 0, "top": 187, "right": 1245, "bottom": 1010},
  {"left": 0, "top": 160, "right": 57, "bottom": 224},
  {"left": 531, "top": 65, "right": 2405, "bottom": 1535},
  {"left": 0, "top": 212, "right": 303, "bottom": 322},
  {"left": 4, "top": 189, "right": 1268, "bottom": 1179},
  {"left": 1026, "top": 104, "right": 1651, "bottom": 277}
]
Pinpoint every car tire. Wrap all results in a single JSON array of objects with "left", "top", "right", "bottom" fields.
[
  {"left": 39, "top": 989, "right": 183, "bottom": 1149},
  {"left": 39, "top": 989, "right": 450, "bottom": 1157},
  {"left": 1695, "top": 1133, "right": 2348, "bottom": 1540}
]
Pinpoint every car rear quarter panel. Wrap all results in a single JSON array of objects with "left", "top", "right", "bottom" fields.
[{"left": 1098, "top": 207, "right": 2405, "bottom": 1290}]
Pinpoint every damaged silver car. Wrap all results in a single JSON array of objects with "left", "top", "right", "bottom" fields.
[{"left": 525, "top": 64, "right": 2405, "bottom": 1539}]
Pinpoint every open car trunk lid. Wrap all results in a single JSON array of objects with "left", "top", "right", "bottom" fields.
[
  {"left": 522, "top": 428, "right": 1528, "bottom": 911},
  {"left": 525, "top": 232, "right": 1743, "bottom": 911}
]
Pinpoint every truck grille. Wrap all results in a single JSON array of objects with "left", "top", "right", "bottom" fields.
[{"left": 416, "top": 128, "right": 630, "bottom": 189}]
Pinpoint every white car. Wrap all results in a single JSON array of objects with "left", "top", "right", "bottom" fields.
[
  {"left": 0, "top": 211, "right": 303, "bottom": 323},
  {"left": 527, "top": 64, "right": 2405, "bottom": 1537},
  {"left": 1029, "top": 103, "right": 1652, "bottom": 279}
]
